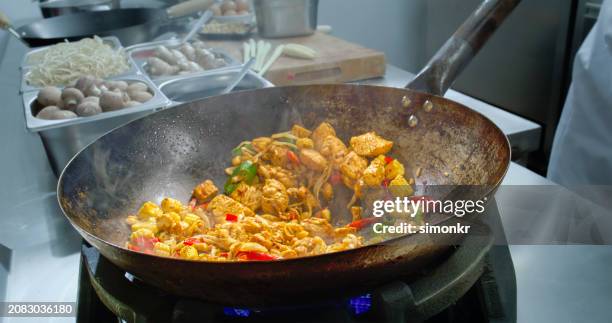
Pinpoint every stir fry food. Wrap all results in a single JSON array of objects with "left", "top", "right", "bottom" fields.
[{"left": 125, "top": 122, "right": 416, "bottom": 261}]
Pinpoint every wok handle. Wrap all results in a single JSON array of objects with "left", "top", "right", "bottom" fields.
[
  {"left": 406, "top": 0, "right": 521, "bottom": 95},
  {"left": 167, "top": 0, "right": 214, "bottom": 18}
]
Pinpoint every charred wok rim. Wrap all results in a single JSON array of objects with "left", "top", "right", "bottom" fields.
[{"left": 56, "top": 83, "right": 511, "bottom": 265}]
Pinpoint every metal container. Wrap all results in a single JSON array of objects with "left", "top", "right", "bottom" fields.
[
  {"left": 158, "top": 67, "right": 274, "bottom": 105},
  {"left": 126, "top": 39, "right": 239, "bottom": 83},
  {"left": 254, "top": 0, "right": 318, "bottom": 38},
  {"left": 39, "top": 0, "right": 120, "bottom": 18},
  {"left": 23, "top": 75, "right": 170, "bottom": 176}
]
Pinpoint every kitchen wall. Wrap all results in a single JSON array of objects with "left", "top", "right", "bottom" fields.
[{"left": 318, "top": 0, "right": 428, "bottom": 73}]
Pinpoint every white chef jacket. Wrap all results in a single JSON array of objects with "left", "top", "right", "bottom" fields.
[{"left": 548, "top": 0, "right": 612, "bottom": 187}]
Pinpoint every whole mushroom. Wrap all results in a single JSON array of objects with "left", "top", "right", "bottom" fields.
[
  {"left": 61, "top": 88, "right": 85, "bottom": 111},
  {"left": 75, "top": 100, "right": 102, "bottom": 117},
  {"left": 99, "top": 90, "right": 126, "bottom": 111},
  {"left": 74, "top": 76, "right": 97, "bottom": 93},
  {"left": 127, "top": 82, "right": 148, "bottom": 93},
  {"left": 128, "top": 91, "right": 153, "bottom": 103},
  {"left": 36, "top": 106, "right": 77, "bottom": 120},
  {"left": 105, "top": 80, "right": 128, "bottom": 92},
  {"left": 37, "top": 86, "right": 62, "bottom": 107}
]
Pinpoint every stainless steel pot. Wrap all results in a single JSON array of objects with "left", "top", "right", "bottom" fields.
[
  {"left": 254, "top": 0, "right": 318, "bottom": 38},
  {"left": 39, "top": 0, "right": 120, "bottom": 18}
]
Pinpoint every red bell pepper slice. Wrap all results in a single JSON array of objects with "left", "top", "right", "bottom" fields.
[
  {"left": 236, "top": 251, "right": 279, "bottom": 261},
  {"left": 225, "top": 213, "right": 238, "bottom": 222},
  {"left": 329, "top": 171, "right": 342, "bottom": 185},
  {"left": 287, "top": 150, "right": 300, "bottom": 165},
  {"left": 347, "top": 217, "right": 378, "bottom": 230},
  {"left": 183, "top": 237, "right": 198, "bottom": 246},
  {"left": 384, "top": 156, "right": 394, "bottom": 164}
]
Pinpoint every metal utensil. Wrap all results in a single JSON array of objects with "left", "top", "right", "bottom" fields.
[
  {"left": 254, "top": 0, "right": 318, "bottom": 38},
  {"left": 5, "top": 0, "right": 214, "bottom": 47},
  {"left": 221, "top": 57, "right": 255, "bottom": 94},
  {"left": 0, "top": 11, "right": 29, "bottom": 45},
  {"left": 181, "top": 9, "right": 213, "bottom": 44},
  {"left": 38, "top": 0, "right": 120, "bottom": 18},
  {"left": 58, "top": 0, "right": 519, "bottom": 306}
]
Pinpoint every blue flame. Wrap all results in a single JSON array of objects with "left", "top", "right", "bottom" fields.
[
  {"left": 223, "top": 307, "right": 251, "bottom": 317},
  {"left": 348, "top": 294, "right": 372, "bottom": 315}
]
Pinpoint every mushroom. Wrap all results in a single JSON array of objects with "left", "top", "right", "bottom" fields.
[
  {"left": 61, "top": 88, "right": 84, "bottom": 111},
  {"left": 83, "top": 96, "right": 100, "bottom": 104},
  {"left": 37, "top": 86, "right": 62, "bottom": 107},
  {"left": 99, "top": 90, "right": 126, "bottom": 111},
  {"left": 128, "top": 91, "right": 153, "bottom": 103},
  {"left": 75, "top": 100, "right": 102, "bottom": 117},
  {"left": 36, "top": 106, "right": 77, "bottom": 120},
  {"left": 127, "top": 82, "right": 148, "bottom": 93},
  {"left": 105, "top": 80, "right": 128, "bottom": 91},
  {"left": 125, "top": 101, "right": 141, "bottom": 107},
  {"left": 83, "top": 84, "right": 102, "bottom": 97},
  {"left": 74, "top": 75, "right": 97, "bottom": 93}
]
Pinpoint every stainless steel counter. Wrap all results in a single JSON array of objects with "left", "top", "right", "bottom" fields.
[{"left": 0, "top": 36, "right": 610, "bottom": 323}]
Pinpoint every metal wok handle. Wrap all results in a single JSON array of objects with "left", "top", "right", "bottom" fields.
[{"left": 406, "top": 0, "right": 521, "bottom": 96}]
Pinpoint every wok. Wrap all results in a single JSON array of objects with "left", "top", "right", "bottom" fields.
[
  {"left": 58, "top": 0, "right": 518, "bottom": 306},
  {"left": 1, "top": 0, "right": 212, "bottom": 47}
]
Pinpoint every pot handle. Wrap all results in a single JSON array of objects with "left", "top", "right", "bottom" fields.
[
  {"left": 406, "top": 0, "right": 521, "bottom": 95},
  {"left": 166, "top": 0, "right": 214, "bottom": 18}
]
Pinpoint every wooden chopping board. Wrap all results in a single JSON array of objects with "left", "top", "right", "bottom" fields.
[{"left": 205, "top": 32, "right": 386, "bottom": 86}]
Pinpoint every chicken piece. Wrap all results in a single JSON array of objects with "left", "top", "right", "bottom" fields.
[
  {"left": 264, "top": 145, "right": 289, "bottom": 167},
  {"left": 230, "top": 182, "right": 262, "bottom": 212},
  {"left": 207, "top": 195, "right": 254, "bottom": 224},
  {"left": 296, "top": 137, "right": 314, "bottom": 149},
  {"left": 300, "top": 217, "right": 335, "bottom": 241},
  {"left": 363, "top": 155, "right": 386, "bottom": 186},
  {"left": 291, "top": 124, "right": 312, "bottom": 138},
  {"left": 137, "top": 201, "right": 163, "bottom": 219},
  {"left": 350, "top": 132, "right": 393, "bottom": 157},
  {"left": 388, "top": 175, "right": 414, "bottom": 197},
  {"left": 252, "top": 137, "right": 273, "bottom": 152},
  {"left": 299, "top": 148, "right": 328, "bottom": 171},
  {"left": 160, "top": 197, "right": 184, "bottom": 213},
  {"left": 191, "top": 180, "right": 218, "bottom": 204},
  {"left": 258, "top": 164, "right": 297, "bottom": 188},
  {"left": 312, "top": 122, "right": 336, "bottom": 149},
  {"left": 319, "top": 135, "right": 348, "bottom": 166},
  {"left": 385, "top": 158, "right": 405, "bottom": 180},
  {"left": 261, "top": 179, "right": 289, "bottom": 215},
  {"left": 339, "top": 151, "right": 368, "bottom": 186}
]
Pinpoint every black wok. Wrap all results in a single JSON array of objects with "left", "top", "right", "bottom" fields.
[
  {"left": 58, "top": 0, "right": 518, "bottom": 306},
  {"left": 6, "top": 0, "right": 212, "bottom": 47}
]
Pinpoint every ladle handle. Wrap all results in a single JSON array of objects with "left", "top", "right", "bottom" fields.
[
  {"left": 406, "top": 0, "right": 521, "bottom": 96},
  {"left": 167, "top": 0, "right": 214, "bottom": 18},
  {"left": 0, "top": 10, "right": 11, "bottom": 30}
]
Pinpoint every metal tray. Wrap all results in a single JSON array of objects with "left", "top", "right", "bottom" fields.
[
  {"left": 126, "top": 39, "right": 239, "bottom": 83},
  {"left": 158, "top": 67, "right": 274, "bottom": 106},
  {"left": 20, "top": 36, "right": 140, "bottom": 93},
  {"left": 23, "top": 74, "right": 170, "bottom": 175}
]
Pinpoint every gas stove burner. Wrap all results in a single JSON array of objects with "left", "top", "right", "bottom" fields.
[{"left": 76, "top": 203, "right": 516, "bottom": 323}]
